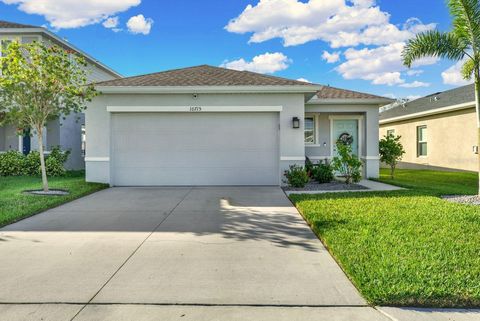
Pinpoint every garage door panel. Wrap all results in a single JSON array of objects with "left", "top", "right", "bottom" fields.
[
  {"left": 113, "top": 167, "right": 278, "bottom": 186},
  {"left": 111, "top": 113, "right": 279, "bottom": 186},
  {"left": 114, "top": 136, "right": 277, "bottom": 153},
  {"left": 114, "top": 151, "right": 277, "bottom": 168}
]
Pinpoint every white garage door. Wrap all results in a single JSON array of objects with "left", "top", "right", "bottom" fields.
[{"left": 111, "top": 112, "right": 279, "bottom": 186}]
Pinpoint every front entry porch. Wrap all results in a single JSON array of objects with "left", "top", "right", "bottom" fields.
[{"left": 303, "top": 110, "right": 380, "bottom": 179}]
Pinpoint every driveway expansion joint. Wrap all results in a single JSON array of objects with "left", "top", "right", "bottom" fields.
[{"left": 69, "top": 187, "right": 194, "bottom": 321}]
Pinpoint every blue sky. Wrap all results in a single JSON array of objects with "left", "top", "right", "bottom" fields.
[{"left": 0, "top": 0, "right": 463, "bottom": 99}]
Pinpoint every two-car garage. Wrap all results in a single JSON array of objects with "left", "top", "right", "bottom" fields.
[{"left": 110, "top": 111, "right": 280, "bottom": 186}]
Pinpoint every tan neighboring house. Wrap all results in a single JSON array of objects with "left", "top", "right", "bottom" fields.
[{"left": 379, "top": 84, "right": 477, "bottom": 172}]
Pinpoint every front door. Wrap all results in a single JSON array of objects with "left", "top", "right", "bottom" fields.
[
  {"left": 332, "top": 119, "right": 359, "bottom": 156},
  {"left": 22, "top": 130, "right": 31, "bottom": 155}
]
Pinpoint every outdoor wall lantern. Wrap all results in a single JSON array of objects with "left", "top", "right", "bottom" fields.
[{"left": 292, "top": 117, "right": 300, "bottom": 129}]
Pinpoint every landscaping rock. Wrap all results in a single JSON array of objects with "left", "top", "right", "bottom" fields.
[
  {"left": 442, "top": 195, "right": 480, "bottom": 205},
  {"left": 283, "top": 180, "right": 368, "bottom": 192},
  {"left": 23, "top": 189, "right": 69, "bottom": 196}
]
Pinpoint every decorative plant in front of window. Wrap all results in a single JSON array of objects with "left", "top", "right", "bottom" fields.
[
  {"left": 379, "top": 133, "right": 405, "bottom": 179},
  {"left": 0, "top": 41, "right": 98, "bottom": 192},
  {"left": 332, "top": 140, "right": 362, "bottom": 184}
]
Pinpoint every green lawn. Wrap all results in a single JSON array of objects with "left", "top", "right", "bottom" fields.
[
  {"left": 0, "top": 172, "right": 108, "bottom": 227},
  {"left": 290, "top": 169, "right": 480, "bottom": 308}
]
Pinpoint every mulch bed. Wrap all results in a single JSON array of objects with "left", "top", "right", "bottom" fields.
[
  {"left": 442, "top": 195, "right": 480, "bottom": 206},
  {"left": 283, "top": 180, "right": 368, "bottom": 192}
]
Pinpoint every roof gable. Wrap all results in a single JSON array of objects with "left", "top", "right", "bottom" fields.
[
  {"left": 95, "top": 65, "right": 318, "bottom": 87},
  {"left": 0, "top": 20, "right": 37, "bottom": 29}
]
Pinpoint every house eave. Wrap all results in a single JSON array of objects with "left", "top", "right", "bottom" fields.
[
  {"left": 0, "top": 27, "right": 122, "bottom": 78},
  {"left": 307, "top": 97, "right": 394, "bottom": 105},
  {"left": 379, "top": 101, "right": 476, "bottom": 124},
  {"left": 96, "top": 85, "right": 323, "bottom": 94}
]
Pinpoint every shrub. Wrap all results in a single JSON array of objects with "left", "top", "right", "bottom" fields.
[
  {"left": 1, "top": 146, "right": 70, "bottom": 177},
  {"left": 45, "top": 156, "right": 66, "bottom": 176},
  {"left": 332, "top": 141, "right": 362, "bottom": 184},
  {"left": 305, "top": 157, "right": 314, "bottom": 177},
  {"left": 379, "top": 133, "right": 405, "bottom": 179},
  {"left": 49, "top": 146, "right": 70, "bottom": 164},
  {"left": 24, "top": 150, "right": 41, "bottom": 175},
  {"left": 313, "top": 161, "right": 334, "bottom": 183},
  {"left": 284, "top": 164, "right": 310, "bottom": 188},
  {"left": 0, "top": 150, "right": 25, "bottom": 176}
]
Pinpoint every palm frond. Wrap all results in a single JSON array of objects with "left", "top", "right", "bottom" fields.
[
  {"left": 461, "top": 58, "right": 476, "bottom": 79},
  {"left": 402, "top": 30, "right": 466, "bottom": 67},
  {"left": 448, "top": 0, "right": 480, "bottom": 48}
]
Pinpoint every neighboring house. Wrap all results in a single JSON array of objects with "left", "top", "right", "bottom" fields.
[
  {"left": 86, "top": 65, "right": 392, "bottom": 186},
  {"left": 0, "top": 20, "right": 121, "bottom": 169},
  {"left": 379, "top": 84, "right": 477, "bottom": 172}
]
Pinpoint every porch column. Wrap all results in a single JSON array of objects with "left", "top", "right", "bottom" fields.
[{"left": 364, "top": 108, "right": 380, "bottom": 178}]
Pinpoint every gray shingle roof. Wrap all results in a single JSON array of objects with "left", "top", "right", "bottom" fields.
[
  {"left": 95, "top": 65, "right": 319, "bottom": 87},
  {"left": 0, "top": 20, "right": 37, "bottom": 29},
  {"left": 316, "top": 86, "right": 390, "bottom": 100},
  {"left": 380, "top": 84, "right": 474, "bottom": 121}
]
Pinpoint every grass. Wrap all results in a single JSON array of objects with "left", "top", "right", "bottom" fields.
[
  {"left": 0, "top": 171, "right": 108, "bottom": 227},
  {"left": 290, "top": 169, "right": 480, "bottom": 308}
]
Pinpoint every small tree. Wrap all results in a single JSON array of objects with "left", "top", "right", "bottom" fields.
[
  {"left": 379, "top": 133, "right": 405, "bottom": 179},
  {"left": 0, "top": 41, "right": 97, "bottom": 192},
  {"left": 332, "top": 141, "right": 362, "bottom": 184}
]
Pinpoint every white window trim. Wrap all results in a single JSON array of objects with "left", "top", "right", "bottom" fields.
[
  {"left": 417, "top": 125, "right": 427, "bottom": 157},
  {"left": 329, "top": 115, "right": 364, "bottom": 159},
  {"left": 386, "top": 129, "right": 395, "bottom": 136},
  {"left": 304, "top": 114, "right": 317, "bottom": 145}
]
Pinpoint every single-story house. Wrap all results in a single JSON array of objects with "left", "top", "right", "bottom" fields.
[
  {"left": 379, "top": 84, "right": 478, "bottom": 172},
  {"left": 86, "top": 65, "right": 392, "bottom": 186},
  {"left": 0, "top": 20, "right": 121, "bottom": 169}
]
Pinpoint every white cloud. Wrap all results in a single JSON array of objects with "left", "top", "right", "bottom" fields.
[
  {"left": 226, "top": 0, "right": 435, "bottom": 48},
  {"left": 127, "top": 14, "right": 153, "bottom": 35},
  {"left": 382, "top": 93, "right": 397, "bottom": 99},
  {"left": 1, "top": 0, "right": 141, "bottom": 29},
  {"left": 226, "top": 1, "right": 438, "bottom": 87},
  {"left": 370, "top": 72, "right": 404, "bottom": 86},
  {"left": 337, "top": 43, "right": 437, "bottom": 86},
  {"left": 103, "top": 16, "right": 119, "bottom": 29},
  {"left": 406, "top": 69, "right": 424, "bottom": 76},
  {"left": 442, "top": 60, "right": 474, "bottom": 86},
  {"left": 221, "top": 52, "right": 291, "bottom": 74},
  {"left": 322, "top": 50, "right": 340, "bottom": 63},
  {"left": 400, "top": 81, "right": 430, "bottom": 88},
  {"left": 405, "top": 95, "right": 421, "bottom": 101},
  {"left": 297, "top": 78, "right": 311, "bottom": 83}
]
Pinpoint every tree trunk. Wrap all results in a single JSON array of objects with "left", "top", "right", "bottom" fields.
[
  {"left": 390, "top": 164, "right": 395, "bottom": 179},
  {"left": 37, "top": 126, "right": 49, "bottom": 192}
]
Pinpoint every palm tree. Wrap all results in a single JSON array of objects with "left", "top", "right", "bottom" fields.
[{"left": 402, "top": 0, "right": 480, "bottom": 195}]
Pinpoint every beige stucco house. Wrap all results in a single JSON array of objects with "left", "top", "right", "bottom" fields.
[{"left": 379, "top": 84, "right": 478, "bottom": 172}]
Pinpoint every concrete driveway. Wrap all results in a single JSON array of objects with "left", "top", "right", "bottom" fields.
[{"left": 0, "top": 187, "right": 389, "bottom": 321}]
